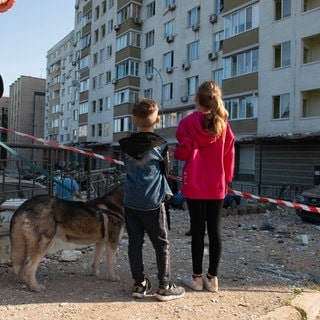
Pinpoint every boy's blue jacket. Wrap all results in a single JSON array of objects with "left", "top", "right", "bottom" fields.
[{"left": 119, "top": 132, "right": 172, "bottom": 211}]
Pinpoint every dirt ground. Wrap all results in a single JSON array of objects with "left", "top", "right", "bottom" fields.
[{"left": 1, "top": 203, "right": 320, "bottom": 320}]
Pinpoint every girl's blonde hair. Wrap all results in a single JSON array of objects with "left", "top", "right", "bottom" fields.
[{"left": 197, "top": 80, "right": 229, "bottom": 136}]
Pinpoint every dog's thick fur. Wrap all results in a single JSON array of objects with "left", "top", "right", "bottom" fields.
[{"left": 10, "top": 183, "right": 125, "bottom": 292}]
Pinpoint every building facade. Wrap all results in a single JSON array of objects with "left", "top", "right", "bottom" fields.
[
  {"left": 7, "top": 76, "right": 46, "bottom": 168},
  {"left": 45, "top": 0, "right": 320, "bottom": 187}
]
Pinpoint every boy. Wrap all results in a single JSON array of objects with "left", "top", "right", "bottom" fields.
[{"left": 119, "top": 98, "right": 185, "bottom": 301}]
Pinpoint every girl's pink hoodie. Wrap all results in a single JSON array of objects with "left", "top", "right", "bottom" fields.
[{"left": 174, "top": 111, "right": 235, "bottom": 200}]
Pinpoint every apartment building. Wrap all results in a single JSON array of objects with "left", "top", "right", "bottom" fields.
[
  {"left": 45, "top": 0, "right": 320, "bottom": 186},
  {"left": 7, "top": 76, "right": 46, "bottom": 167}
]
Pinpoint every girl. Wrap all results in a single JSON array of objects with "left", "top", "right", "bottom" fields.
[{"left": 174, "top": 80, "right": 235, "bottom": 292}]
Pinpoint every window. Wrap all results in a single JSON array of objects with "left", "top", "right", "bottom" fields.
[
  {"left": 303, "top": 0, "right": 320, "bottom": 11},
  {"left": 105, "top": 96, "right": 111, "bottom": 110},
  {"left": 164, "top": 20, "right": 174, "bottom": 37},
  {"left": 92, "top": 100, "right": 96, "bottom": 113},
  {"left": 98, "top": 123, "right": 102, "bottom": 136},
  {"left": 104, "top": 122, "right": 110, "bottom": 136},
  {"left": 114, "top": 117, "right": 132, "bottom": 133},
  {"left": 98, "top": 98, "right": 103, "bottom": 111},
  {"left": 145, "top": 59, "right": 154, "bottom": 75},
  {"left": 212, "top": 69, "right": 223, "bottom": 88},
  {"left": 101, "top": 24, "right": 106, "bottom": 39},
  {"left": 73, "top": 110, "right": 78, "bottom": 121},
  {"left": 146, "top": 30, "right": 155, "bottom": 48},
  {"left": 163, "top": 51, "right": 174, "bottom": 68},
  {"left": 114, "top": 89, "right": 139, "bottom": 105},
  {"left": 213, "top": 31, "right": 224, "bottom": 52},
  {"left": 274, "top": 41, "right": 290, "bottom": 68},
  {"left": 95, "top": 5, "right": 100, "bottom": 20},
  {"left": 275, "top": 0, "right": 291, "bottom": 20},
  {"left": 273, "top": 93, "right": 290, "bottom": 119},
  {"left": 79, "top": 55, "right": 90, "bottom": 69},
  {"left": 83, "top": 10, "right": 92, "bottom": 26},
  {"left": 91, "top": 125, "right": 95, "bottom": 137},
  {"left": 106, "top": 45, "right": 112, "bottom": 59},
  {"left": 224, "top": 48, "right": 258, "bottom": 78},
  {"left": 166, "top": 0, "right": 175, "bottom": 8},
  {"left": 188, "top": 76, "right": 198, "bottom": 96},
  {"left": 94, "top": 29, "right": 99, "bottom": 43},
  {"left": 100, "top": 48, "right": 106, "bottom": 63},
  {"left": 82, "top": 33, "right": 91, "bottom": 48},
  {"left": 163, "top": 83, "right": 173, "bottom": 101},
  {"left": 302, "top": 89, "right": 320, "bottom": 118},
  {"left": 108, "top": 0, "right": 114, "bottom": 9},
  {"left": 102, "top": 0, "right": 106, "bottom": 14},
  {"left": 116, "top": 60, "right": 140, "bottom": 79},
  {"left": 225, "top": 95, "right": 256, "bottom": 120},
  {"left": 107, "top": 19, "right": 113, "bottom": 33},
  {"left": 117, "top": 3, "right": 141, "bottom": 24},
  {"left": 79, "top": 125, "right": 88, "bottom": 137},
  {"left": 224, "top": 4, "right": 258, "bottom": 39},
  {"left": 188, "top": 6, "right": 200, "bottom": 28},
  {"left": 92, "top": 76, "right": 97, "bottom": 90},
  {"left": 215, "top": 0, "right": 224, "bottom": 13},
  {"left": 80, "top": 78, "right": 89, "bottom": 92},
  {"left": 146, "top": 1, "right": 155, "bottom": 18},
  {"left": 302, "top": 35, "right": 320, "bottom": 64},
  {"left": 93, "top": 53, "right": 98, "bottom": 65},
  {"left": 106, "top": 71, "right": 112, "bottom": 84},
  {"left": 79, "top": 101, "right": 88, "bottom": 114},
  {"left": 144, "top": 88, "right": 153, "bottom": 98},
  {"left": 187, "top": 41, "right": 199, "bottom": 61},
  {"left": 116, "top": 31, "right": 141, "bottom": 52}
]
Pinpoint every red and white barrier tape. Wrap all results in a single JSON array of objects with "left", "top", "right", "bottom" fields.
[
  {"left": 0, "top": 126, "right": 124, "bottom": 166},
  {"left": 1, "top": 126, "right": 319, "bottom": 214},
  {"left": 227, "top": 189, "right": 320, "bottom": 214}
]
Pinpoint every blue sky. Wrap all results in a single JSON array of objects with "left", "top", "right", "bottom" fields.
[{"left": 0, "top": 1, "right": 75, "bottom": 96}]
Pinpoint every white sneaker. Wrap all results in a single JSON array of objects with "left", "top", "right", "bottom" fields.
[
  {"left": 203, "top": 275, "right": 218, "bottom": 292},
  {"left": 182, "top": 275, "right": 203, "bottom": 291}
]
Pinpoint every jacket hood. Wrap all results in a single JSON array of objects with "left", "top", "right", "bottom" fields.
[
  {"left": 119, "top": 132, "right": 166, "bottom": 160},
  {"left": 183, "top": 111, "right": 219, "bottom": 148}
]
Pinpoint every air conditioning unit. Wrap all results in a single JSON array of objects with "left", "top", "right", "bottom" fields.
[
  {"left": 209, "top": 13, "right": 217, "bottom": 24},
  {"left": 208, "top": 52, "right": 218, "bottom": 61},
  {"left": 134, "top": 17, "right": 142, "bottom": 25},
  {"left": 71, "top": 101, "right": 75, "bottom": 105},
  {"left": 181, "top": 96, "right": 188, "bottom": 103},
  {"left": 111, "top": 79, "right": 117, "bottom": 85},
  {"left": 182, "top": 61, "right": 191, "bottom": 71},
  {"left": 64, "top": 126, "right": 68, "bottom": 130},
  {"left": 168, "top": 4, "right": 176, "bottom": 11},
  {"left": 73, "top": 42, "right": 77, "bottom": 47},
  {"left": 72, "top": 61, "right": 77, "bottom": 66},
  {"left": 75, "top": 4, "right": 79, "bottom": 10},
  {"left": 61, "top": 81, "right": 65, "bottom": 85},
  {"left": 192, "top": 24, "right": 200, "bottom": 32},
  {"left": 146, "top": 73, "right": 153, "bottom": 80},
  {"left": 114, "top": 24, "right": 120, "bottom": 31},
  {"left": 166, "top": 67, "right": 173, "bottom": 74},
  {"left": 166, "top": 34, "right": 174, "bottom": 43},
  {"left": 65, "top": 75, "right": 70, "bottom": 79}
]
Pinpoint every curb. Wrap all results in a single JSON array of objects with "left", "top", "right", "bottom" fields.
[{"left": 259, "top": 290, "right": 320, "bottom": 320}]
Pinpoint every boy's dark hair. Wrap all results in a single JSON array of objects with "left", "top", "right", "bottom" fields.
[{"left": 132, "top": 98, "right": 158, "bottom": 127}]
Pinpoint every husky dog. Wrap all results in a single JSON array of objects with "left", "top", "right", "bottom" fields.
[{"left": 10, "top": 183, "right": 124, "bottom": 292}]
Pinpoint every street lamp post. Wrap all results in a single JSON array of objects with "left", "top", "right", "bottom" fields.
[{"left": 151, "top": 66, "right": 164, "bottom": 130}]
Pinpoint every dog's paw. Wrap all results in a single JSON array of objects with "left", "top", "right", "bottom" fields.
[
  {"left": 106, "top": 274, "right": 120, "bottom": 282},
  {"left": 29, "top": 283, "right": 46, "bottom": 292}
]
